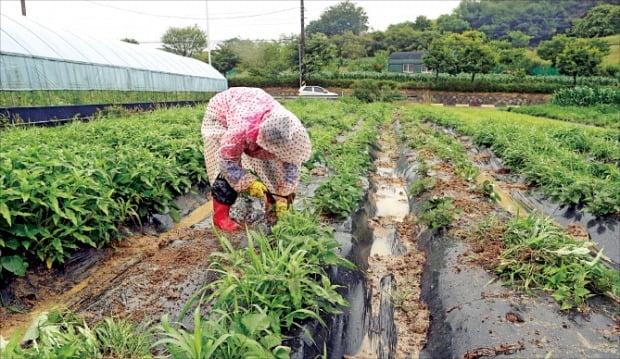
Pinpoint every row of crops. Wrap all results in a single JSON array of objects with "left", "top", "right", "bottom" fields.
[
  {"left": 0, "top": 107, "right": 207, "bottom": 277},
  {"left": 0, "top": 90, "right": 212, "bottom": 108},
  {"left": 397, "top": 107, "right": 620, "bottom": 311},
  {"left": 405, "top": 106, "right": 620, "bottom": 216}
]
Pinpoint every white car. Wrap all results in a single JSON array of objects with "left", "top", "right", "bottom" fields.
[{"left": 298, "top": 86, "right": 338, "bottom": 98}]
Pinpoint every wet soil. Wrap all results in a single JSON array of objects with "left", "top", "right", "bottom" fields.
[{"left": 355, "top": 125, "right": 429, "bottom": 358}]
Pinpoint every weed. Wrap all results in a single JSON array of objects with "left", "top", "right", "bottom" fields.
[{"left": 497, "top": 213, "right": 620, "bottom": 311}]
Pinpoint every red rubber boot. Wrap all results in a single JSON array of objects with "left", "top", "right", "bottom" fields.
[{"left": 213, "top": 199, "right": 239, "bottom": 231}]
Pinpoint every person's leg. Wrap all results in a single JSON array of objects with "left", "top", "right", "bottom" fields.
[{"left": 211, "top": 174, "right": 239, "bottom": 231}]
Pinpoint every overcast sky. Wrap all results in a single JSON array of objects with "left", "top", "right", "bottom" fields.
[{"left": 0, "top": 0, "right": 460, "bottom": 49}]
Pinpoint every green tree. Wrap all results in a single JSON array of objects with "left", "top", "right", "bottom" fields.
[
  {"left": 537, "top": 35, "right": 570, "bottom": 67},
  {"left": 570, "top": 4, "right": 620, "bottom": 37},
  {"left": 423, "top": 37, "right": 459, "bottom": 81},
  {"left": 372, "top": 50, "right": 389, "bottom": 72},
  {"left": 161, "top": 24, "right": 207, "bottom": 57},
  {"left": 557, "top": 38, "right": 605, "bottom": 85},
  {"left": 120, "top": 38, "right": 139, "bottom": 44},
  {"left": 305, "top": 33, "right": 337, "bottom": 73},
  {"left": 384, "top": 22, "right": 417, "bottom": 51},
  {"left": 497, "top": 47, "right": 531, "bottom": 76},
  {"left": 203, "top": 40, "right": 241, "bottom": 74},
  {"left": 506, "top": 31, "right": 532, "bottom": 48},
  {"left": 306, "top": 1, "right": 369, "bottom": 36},
  {"left": 456, "top": 0, "right": 612, "bottom": 43},
  {"left": 413, "top": 15, "right": 433, "bottom": 31},
  {"left": 436, "top": 14, "right": 471, "bottom": 34},
  {"left": 451, "top": 31, "right": 497, "bottom": 82},
  {"left": 331, "top": 31, "right": 369, "bottom": 63}
]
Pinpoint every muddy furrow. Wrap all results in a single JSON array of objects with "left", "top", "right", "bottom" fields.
[{"left": 356, "top": 121, "right": 429, "bottom": 358}]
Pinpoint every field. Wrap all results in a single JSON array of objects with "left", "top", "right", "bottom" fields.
[{"left": 1, "top": 100, "right": 619, "bottom": 358}]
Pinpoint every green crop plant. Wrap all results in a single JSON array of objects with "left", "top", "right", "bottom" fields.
[
  {"left": 0, "top": 106, "right": 208, "bottom": 277},
  {"left": 313, "top": 174, "right": 365, "bottom": 218},
  {"left": 0, "top": 309, "right": 153, "bottom": 358},
  {"left": 506, "top": 104, "right": 620, "bottom": 129},
  {"left": 204, "top": 230, "right": 349, "bottom": 329},
  {"left": 156, "top": 306, "right": 289, "bottom": 359},
  {"left": 402, "top": 105, "right": 620, "bottom": 215},
  {"left": 416, "top": 196, "right": 461, "bottom": 230},
  {"left": 409, "top": 177, "right": 436, "bottom": 197},
  {"left": 497, "top": 213, "right": 620, "bottom": 311},
  {"left": 473, "top": 180, "right": 501, "bottom": 203}
]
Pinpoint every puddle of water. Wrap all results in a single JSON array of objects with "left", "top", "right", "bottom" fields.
[
  {"left": 370, "top": 226, "right": 396, "bottom": 256},
  {"left": 376, "top": 166, "right": 395, "bottom": 177},
  {"left": 373, "top": 186, "right": 409, "bottom": 220},
  {"left": 475, "top": 170, "right": 528, "bottom": 218}
]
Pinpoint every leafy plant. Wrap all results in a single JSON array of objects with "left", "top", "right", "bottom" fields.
[
  {"left": 409, "top": 177, "right": 436, "bottom": 197},
  {"left": 313, "top": 174, "right": 365, "bottom": 218},
  {"left": 472, "top": 180, "right": 501, "bottom": 202},
  {"left": 416, "top": 196, "right": 461, "bottom": 230}
]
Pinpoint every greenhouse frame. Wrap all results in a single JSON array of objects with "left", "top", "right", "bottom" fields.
[{"left": 0, "top": 14, "right": 227, "bottom": 93}]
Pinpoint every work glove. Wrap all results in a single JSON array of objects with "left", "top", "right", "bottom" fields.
[
  {"left": 248, "top": 180, "right": 267, "bottom": 198},
  {"left": 274, "top": 198, "right": 288, "bottom": 217}
]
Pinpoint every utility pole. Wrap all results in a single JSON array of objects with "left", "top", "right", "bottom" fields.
[
  {"left": 206, "top": 0, "right": 212, "bottom": 65},
  {"left": 20, "top": 0, "right": 26, "bottom": 16},
  {"left": 299, "top": 0, "right": 305, "bottom": 87}
]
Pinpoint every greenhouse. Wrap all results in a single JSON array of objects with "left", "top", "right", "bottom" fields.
[{"left": 0, "top": 14, "right": 227, "bottom": 93}]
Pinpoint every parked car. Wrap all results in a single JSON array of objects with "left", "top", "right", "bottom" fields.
[{"left": 298, "top": 86, "right": 338, "bottom": 97}]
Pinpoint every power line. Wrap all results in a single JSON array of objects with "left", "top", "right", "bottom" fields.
[{"left": 86, "top": 1, "right": 297, "bottom": 21}]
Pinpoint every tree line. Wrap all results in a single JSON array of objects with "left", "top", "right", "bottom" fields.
[{"left": 123, "top": 0, "right": 619, "bottom": 84}]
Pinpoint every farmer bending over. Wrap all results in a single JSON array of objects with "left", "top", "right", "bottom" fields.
[{"left": 201, "top": 87, "right": 312, "bottom": 231}]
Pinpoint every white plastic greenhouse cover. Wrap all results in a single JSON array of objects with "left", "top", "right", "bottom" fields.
[{"left": 0, "top": 13, "right": 227, "bottom": 92}]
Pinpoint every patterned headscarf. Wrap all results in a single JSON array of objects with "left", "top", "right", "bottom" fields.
[{"left": 257, "top": 106, "right": 311, "bottom": 164}]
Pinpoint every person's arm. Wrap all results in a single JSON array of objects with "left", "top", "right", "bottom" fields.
[
  {"left": 277, "top": 162, "right": 300, "bottom": 196},
  {"left": 218, "top": 128, "right": 255, "bottom": 192}
]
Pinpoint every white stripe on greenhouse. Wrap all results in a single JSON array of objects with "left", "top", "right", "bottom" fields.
[{"left": 0, "top": 13, "right": 227, "bottom": 93}]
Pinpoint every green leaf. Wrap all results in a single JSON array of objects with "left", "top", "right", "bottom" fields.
[
  {"left": 1, "top": 255, "right": 29, "bottom": 276},
  {"left": 241, "top": 313, "right": 269, "bottom": 335},
  {"left": 0, "top": 202, "right": 11, "bottom": 226}
]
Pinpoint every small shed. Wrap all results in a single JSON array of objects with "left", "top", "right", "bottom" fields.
[{"left": 388, "top": 51, "right": 429, "bottom": 73}]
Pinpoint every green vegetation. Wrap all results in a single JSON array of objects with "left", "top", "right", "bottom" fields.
[
  {"left": 2, "top": 210, "right": 355, "bottom": 357},
  {"left": 404, "top": 105, "right": 620, "bottom": 215},
  {"left": 601, "top": 34, "right": 620, "bottom": 68},
  {"left": 416, "top": 196, "right": 461, "bottom": 230},
  {"left": 399, "top": 109, "right": 480, "bottom": 182},
  {"left": 551, "top": 86, "right": 620, "bottom": 106},
  {"left": 0, "top": 90, "right": 212, "bottom": 107},
  {"left": 497, "top": 213, "right": 620, "bottom": 311},
  {"left": 0, "top": 310, "right": 153, "bottom": 358},
  {"left": 0, "top": 106, "right": 207, "bottom": 277},
  {"left": 507, "top": 104, "right": 620, "bottom": 129},
  {"left": 162, "top": 210, "right": 353, "bottom": 358},
  {"left": 288, "top": 99, "right": 389, "bottom": 218}
]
